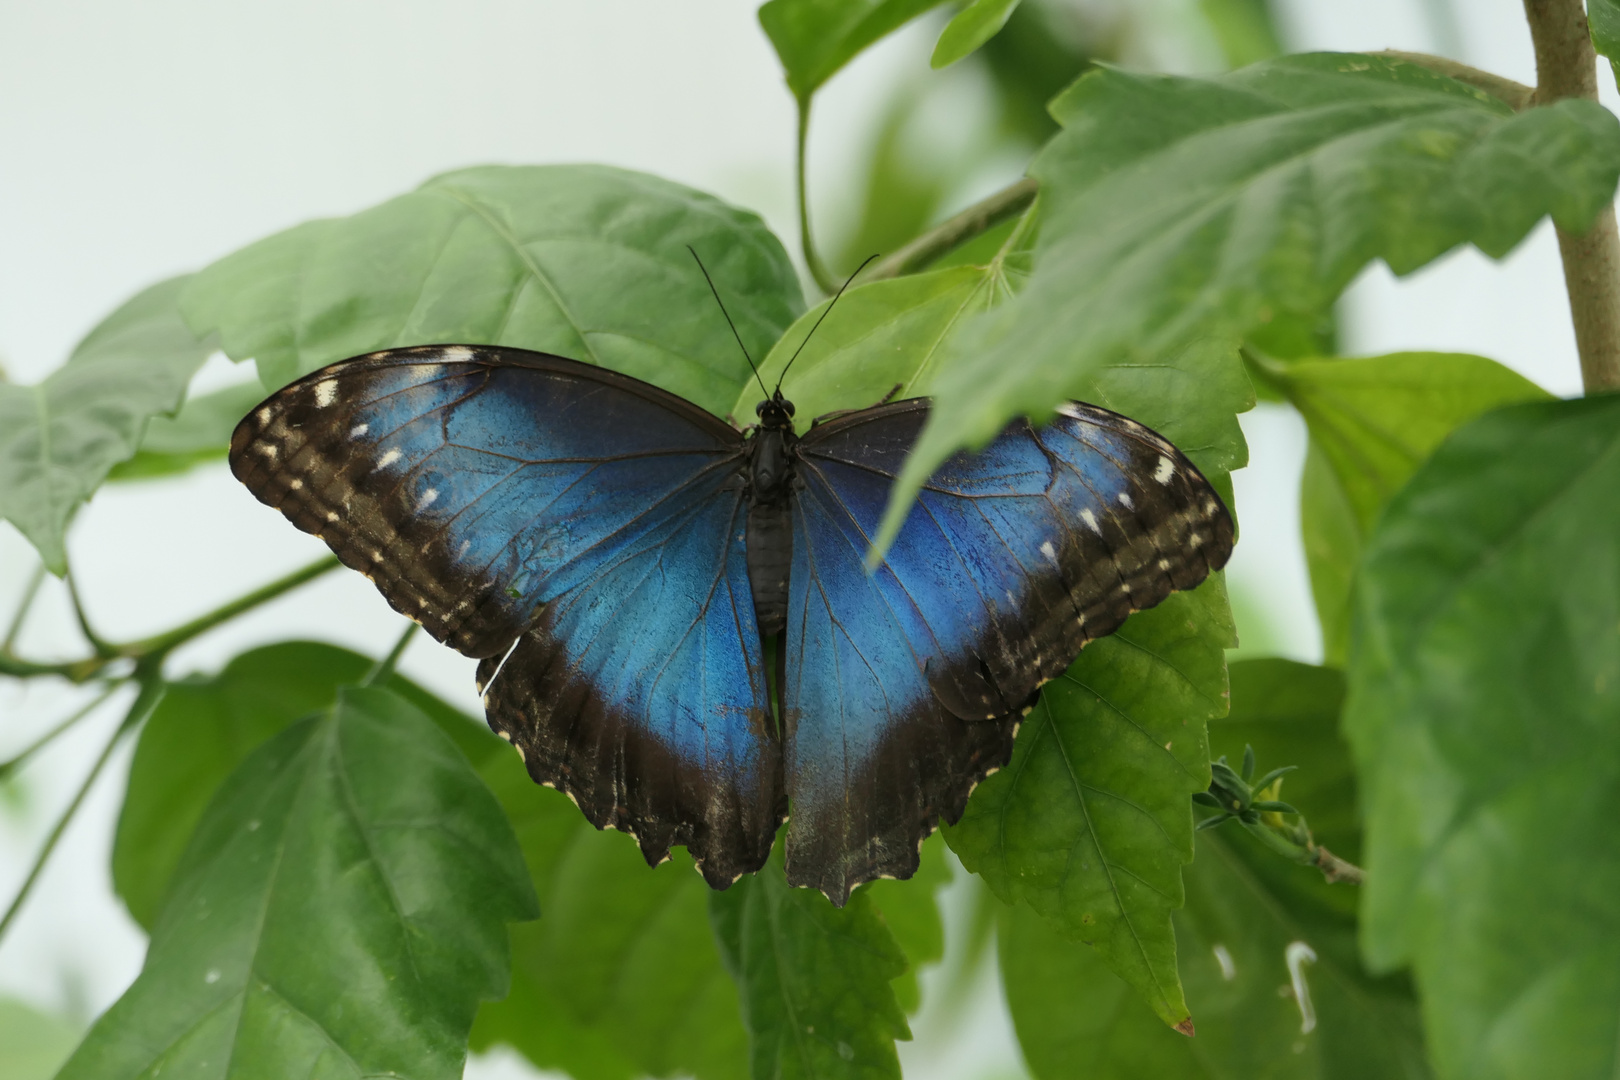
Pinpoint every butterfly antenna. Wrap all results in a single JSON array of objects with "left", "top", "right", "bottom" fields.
[
  {"left": 775, "top": 254, "right": 879, "bottom": 393},
  {"left": 688, "top": 245, "right": 770, "bottom": 401}
]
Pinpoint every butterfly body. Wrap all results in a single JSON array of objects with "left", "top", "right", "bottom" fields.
[{"left": 230, "top": 344, "right": 1233, "bottom": 903}]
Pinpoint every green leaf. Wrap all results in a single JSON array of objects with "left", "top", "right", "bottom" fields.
[
  {"left": 1004, "top": 657, "right": 1428, "bottom": 1079},
  {"left": 930, "top": 0, "right": 1021, "bottom": 69},
  {"left": 105, "top": 381, "right": 265, "bottom": 482},
  {"left": 946, "top": 575, "right": 1235, "bottom": 1031},
  {"left": 113, "top": 641, "right": 501, "bottom": 931},
  {"left": 0, "top": 276, "right": 214, "bottom": 573},
  {"left": 881, "top": 52, "right": 1620, "bottom": 549},
  {"left": 711, "top": 847, "right": 911, "bottom": 1080},
  {"left": 472, "top": 748, "right": 749, "bottom": 1080},
  {"left": 180, "top": 165, "right": 803, "bottom": 416},
  {"left": 1345, "top": 394, "right": 1620, "bottom": 1080},
  {"left": 1257, "top": 351, "right": 1550, "bottom": 663},
  {"left": 62, "top": 686, "right": 536, "bottom": 1080},
  {"left": 863, "top": 832, "right": 951, "bottom": 1013},
  {"left": 1590, "top": 0, "right": 1620, "bottom": 89},
  {"left": 1198, "top": 0, "right": 1285, "bottom": 69},
  {"left": 758, "top": 0, "right": 951, "bottom": 104},
  {"left": 0, "top": 997, "right": 81, "bottom": 1080}
]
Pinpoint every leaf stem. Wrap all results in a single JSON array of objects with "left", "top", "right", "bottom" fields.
[
  {"left": 67, "top": 569, "right": 117, "bottom": 658},
  {"left": 0, "top": 682, "right": 122, "bottom": 781},
  {"left": 2, "top": 563, "right": 46, "bottom": 653},
  {"left": 363, "top": 622, "right": 419, "bottom": 686},
  {"left": 867, "top": 178, "right": 1040, "bottom": 281},
  {"left": 1521, "top": 0, "right": 1620, "bottom": 393},
  {"left": 796, "top": 98, "right": 839, "bottom": 295},
  {"left": 0, "top": 676, "right": 162, "bottom": 945}
]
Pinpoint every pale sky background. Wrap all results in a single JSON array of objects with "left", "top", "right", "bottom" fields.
[{"left": 0, "top": 1, "right": 1604, "bottom": 1077}]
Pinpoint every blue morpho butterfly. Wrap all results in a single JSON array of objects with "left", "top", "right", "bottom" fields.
[{"left": 228, "top": 258, "right": 1234, "bottom": 905}]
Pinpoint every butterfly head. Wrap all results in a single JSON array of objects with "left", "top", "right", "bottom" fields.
[{"left": 755, "top": 391, "right": 796, "bottom": 431}]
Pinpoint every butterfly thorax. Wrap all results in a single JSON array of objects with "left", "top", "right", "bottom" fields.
[{"left": 745, "top": 392, "right": 797, "bottom": 638}]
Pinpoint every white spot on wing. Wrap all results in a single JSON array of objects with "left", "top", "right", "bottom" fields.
[
  {"left": 313, "top": 379, "right": 338, "bottom": 407},
  {"left": 256, "top": 443, "right": 277, "bottom": 459},
  {"left": 256, "top": 407, "right": 272, "bottom": 425},
  {"left": 419, "top": 487, "right": 439, "bottom": 509},
  {"left": 326, "top": 511, "right": 339, "bottom": 522},
  {"left": 440, "top": 345, "right": 475, "bottom": 363},
  {"left": 350, "top": 423, "right": 369, "bottom": 438},
  {"left": 1154, "top": 455, "right": 1175, "bottom": 484},
  {"left": 1118, "top": 491, "right": 1134, "bottom": 510},
  {"left": 1158, "top": 558, "right": 1172, "bottom": 571},
  {"left": 1080, "top": 508, "right": 1101, "bottom": 535},
  {"left": 1040, "top": 540, "right": 1057, "bottom": 563},
  {"left": 458, "top": 539, "right": 471, "bottom": 557},
  {"left": 289, "top": 478, "right": 303, "bottom": 490},
  {"left": 1056, "top": 402, "right": 1085, "bottom": 420},
  {"left": 376, "top": 448, "right": 402, "bottom": 469}
]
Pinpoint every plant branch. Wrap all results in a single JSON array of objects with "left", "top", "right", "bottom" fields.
[
  {"left": 1522, "top": 0, "right": 1620, "bottom": 392},
  {"left": 3, "top": 563, "right": 46, "bottom": 653},
  {"left": 868, "top": 178, "right": 1040, "bottom": 281},
  {"left": 1369, "top": 50, "right": 1534, "bottom": 111},
  {"left": 0, "top": 676, "right": 162, "bottom": 945},
  {"left": 67, "top": 569, "right": 116, "bottom": 658},
  {"left": 796, "top": 99, "right": 839, "bottom": 295},
  {"left": 1311, "top": 846, "right": 1366, "bottom": 885},
  {"left": 0, "top": 554, "right": 343, "bottom": 683},
  {"left": 0, "top": 682, "right": 122, "bottom": 781}
]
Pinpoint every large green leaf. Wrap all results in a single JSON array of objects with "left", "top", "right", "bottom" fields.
[
  {"left": 1002, "top": 657, "right": 1428, "bottom": 1079},
  {"left": 106, "top": 381, "right": 266, "bottom": 483},
  {"left": 472, "top": 750, "right": 749, "bottom": 1080},
  {"left": 62, "top": 686, "right": 536, "bottom": 1080},
  {"left": 1345, "top": 394, "right": 1620, "bottom": 1079},
  {"left": 863, "top": 832, "right": 951, "bottom": 1014},
  {"left": 882, "top": 52, "right": 1620, "bottom": 547},
  {"left": 180, "top": 165, "right": 803, "bottom": 415},
  {"left": 946, "top": 575, "right": 1235, "bottom": 1032},
  {"left": 1591, "top": 0, "right": 1620, "bottom": 88},
  {"left": 0, "top": 276, "right": 214, "bottom": 572},
  {"left": 758, "top": 0, "right": 950, "bottom": 104},
  {"left": 711, "top": 848, "right": 911, "bottom": 1080},
  {"left": 0, "top": 997, "right": 81, "bottom": 1080},
  {"left": 1254, "top": 351, "right": 1550, "bottom": 662},
  {"left": 113, "top": 641, "right": 500, "bottom": 930}
]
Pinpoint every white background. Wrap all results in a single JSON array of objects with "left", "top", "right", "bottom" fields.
[{"left": 0, "top": 1, "right": 1604, "bottom": 1076}]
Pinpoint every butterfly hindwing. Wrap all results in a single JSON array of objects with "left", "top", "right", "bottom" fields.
[
  {"left": 782, "top": 400, "right": 1234, "bottom": 902},
  {"left": 230, "top": 346, "right": 784, "bottom": 885}
]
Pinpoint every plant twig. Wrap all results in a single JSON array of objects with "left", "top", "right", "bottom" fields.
[
  {"left": 1369, "top": 50, "right": 1534, "bottom": 111},
  {"left": 0, "top": 682, "right": 122, "bottom": 781},
  {"left": 1311, "top": 845, "right": 1366, "bottom": 885},
  {"left": 0, "top": 676, "right": 163, "bottom": 945},
  {"left": 66, "top": 569, "right": 116, "bottom": 658},
  {"left": 2, "top": 563, "right": 46, "bottom": 653},
  {"left": 363, "top": 622, "right": 419, "bottom": 686},
  {"left": 867, "top": 178, "right": 1040, "bottom": 281},
  {"left": 1522, "top": 0, "right": 1620, "bottom": 393},
  {"left": 796, "top": 99, "right": 839, "bottom": 294}
]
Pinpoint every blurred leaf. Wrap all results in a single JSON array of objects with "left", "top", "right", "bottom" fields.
[
  {"left": 831, "top": 87, "right": 956, "bottom": 276},
  {"left": 864, "top": 832, "right": 951, "bottom": 1013},
  {"left": 931, "top": 0, "right": 1022, "bottom": 69},
  {"left": 181, "top": 165, "right": 803, "bottom": 416},
  {"left": 62, "top": 686, "right": 536, "bottom": 1080},
  {"left": 712, "top": 847, "right": 910, "bottom": 1080},
  {"left": 947, "top": 576, "right": 1235, "bottom": 1032},
  {"left": 106, "top": 381, "right": 265, "bottom": 482},
  {"left": 882, "top": 53, "right": 1620, "bottom": 550},
  {"left": 0, "top": 997, "right": 81, "bottom": 1080},
  {"left": 1255, "top": 352, "right": 1549, "bottom": 663},
  {"left": 472, "top": 750, "right": 749, "bottom": 1080},
  {"left": 974, "top": 0, "right": 1095, "bottom": 145},
  {"left": 1591, "top": 0, "right": 1620, "bottom": 89},
  {"left": 1004, "top": 656, "right": 1427, "bottom": 1078},
  {"left": 1198, "top": 0, "right": 1284, "bottom": 69},
  {"left": 1345, "top": 395, "right": 1620, "bottom": 1079},
  {"left": 758, "top": 0, "right": 950, "bottom": 104},
  {"left": 0, "top": 276, "right": 214, "bottom": 573},
  {"left": 113, "top": 641, "right": 500, "bottom": 931}
]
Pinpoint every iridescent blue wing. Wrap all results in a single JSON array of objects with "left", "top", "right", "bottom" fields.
[
  {"left": 783, "top": 400, "right": 1234, "bottom": 902},
  {"left": 229, "top": 346, "right": 783, "bottom": 885}
]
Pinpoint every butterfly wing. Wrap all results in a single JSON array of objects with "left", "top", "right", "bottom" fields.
[
  {"left": 229, "top": 345, "right": 783, "bottom": 885},
  {"left": 784, "top": 399, "right": 1234, "bottom": 902}
]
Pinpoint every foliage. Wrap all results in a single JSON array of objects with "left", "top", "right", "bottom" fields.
[{"left": 3, "top": 2, "right": 1618, "bottom": 1079}]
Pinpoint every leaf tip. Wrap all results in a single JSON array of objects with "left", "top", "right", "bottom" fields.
[{"left": 1174, "top": 1017, "right": 1196, "bottom": 1037}]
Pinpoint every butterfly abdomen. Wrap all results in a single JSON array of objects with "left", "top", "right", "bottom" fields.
[{"left": 744, "top": 422, "right": 796, "bottom": 637}]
